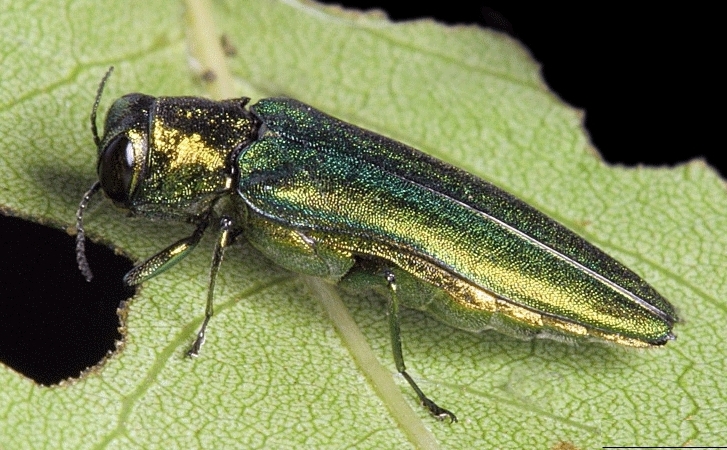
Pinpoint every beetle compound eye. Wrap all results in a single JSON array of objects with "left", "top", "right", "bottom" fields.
[{"left": 98, "top": 135, "right": 135, "bottom": 205}]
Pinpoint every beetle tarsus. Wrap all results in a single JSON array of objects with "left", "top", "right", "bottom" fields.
[
  {"left": 401, "top": 370, "right": 457, "bottom": 422},
  {"left": 422, "top": 398, "right": 458, "bottom": 423},
  {"left": 187, "top": 321, "right": 207, "bottom": 357}
]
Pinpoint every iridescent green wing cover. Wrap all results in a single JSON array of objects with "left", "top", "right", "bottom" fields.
[{"left": 237, "top": 98, "right": 676, "bottom": 346}]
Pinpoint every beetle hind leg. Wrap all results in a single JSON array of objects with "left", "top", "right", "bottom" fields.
[{"left": 383, "top": 269, "right": 458, "bottom": 422}]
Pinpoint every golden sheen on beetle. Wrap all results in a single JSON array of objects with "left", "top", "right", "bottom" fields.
[{"left": 75, "top": 69, "right": 677, "bottom": 422}]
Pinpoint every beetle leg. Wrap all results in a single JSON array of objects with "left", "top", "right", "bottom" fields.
[
  {"left": 123, "top": 219, "right": 209, "bottom": 286},
  {"left": 383, "top": 269, "right": 458, "bottom": 422},
  {"left": 188, "top": 216, "right": 234, "bottom": 357}
]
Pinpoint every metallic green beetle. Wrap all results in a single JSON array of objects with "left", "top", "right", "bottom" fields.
[{"left": 75, "top": 70, "right": 677, "bottom": 422}]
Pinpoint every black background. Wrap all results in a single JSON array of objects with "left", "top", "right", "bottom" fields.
[{"left": 320, "top": 2, "right": 721, "bottom": 176}]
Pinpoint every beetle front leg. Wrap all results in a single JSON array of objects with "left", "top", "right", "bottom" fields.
[
  {"left": 123, "top": 220, "right": 209, "bottom": 286},
  {"left": 187, "top": 216, "right": 234, "bottom": 357},
  {"left": 383, "top": 269, "right": 458, "bottom": 422}
]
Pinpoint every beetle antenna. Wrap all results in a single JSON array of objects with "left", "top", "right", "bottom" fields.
[
  {"left": 76, "top": 182, "right": 101, "bottom": 282},
  {"left": 91, "top": 66, "right": 114, "bottom": 148}
]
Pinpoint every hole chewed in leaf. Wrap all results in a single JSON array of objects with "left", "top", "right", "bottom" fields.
[{"left": 0, "top": 214, "right": 134, "bottom": 385}]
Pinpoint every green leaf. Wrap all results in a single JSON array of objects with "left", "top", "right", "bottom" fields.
[{"left": 1, "top": 0, "right": 725, "bottom": 448}]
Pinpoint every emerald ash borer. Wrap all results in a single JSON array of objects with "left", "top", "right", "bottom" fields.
[{"left": 75, "top": 69, "right": 677, "bottom": 422}]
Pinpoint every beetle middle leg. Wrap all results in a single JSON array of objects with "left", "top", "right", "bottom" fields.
[
  {"left": 188, "top": 216, "right": 234, "bottom": 357},
  {"left": 382, "top": 268, "right": 458, "bottom": 422}
]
